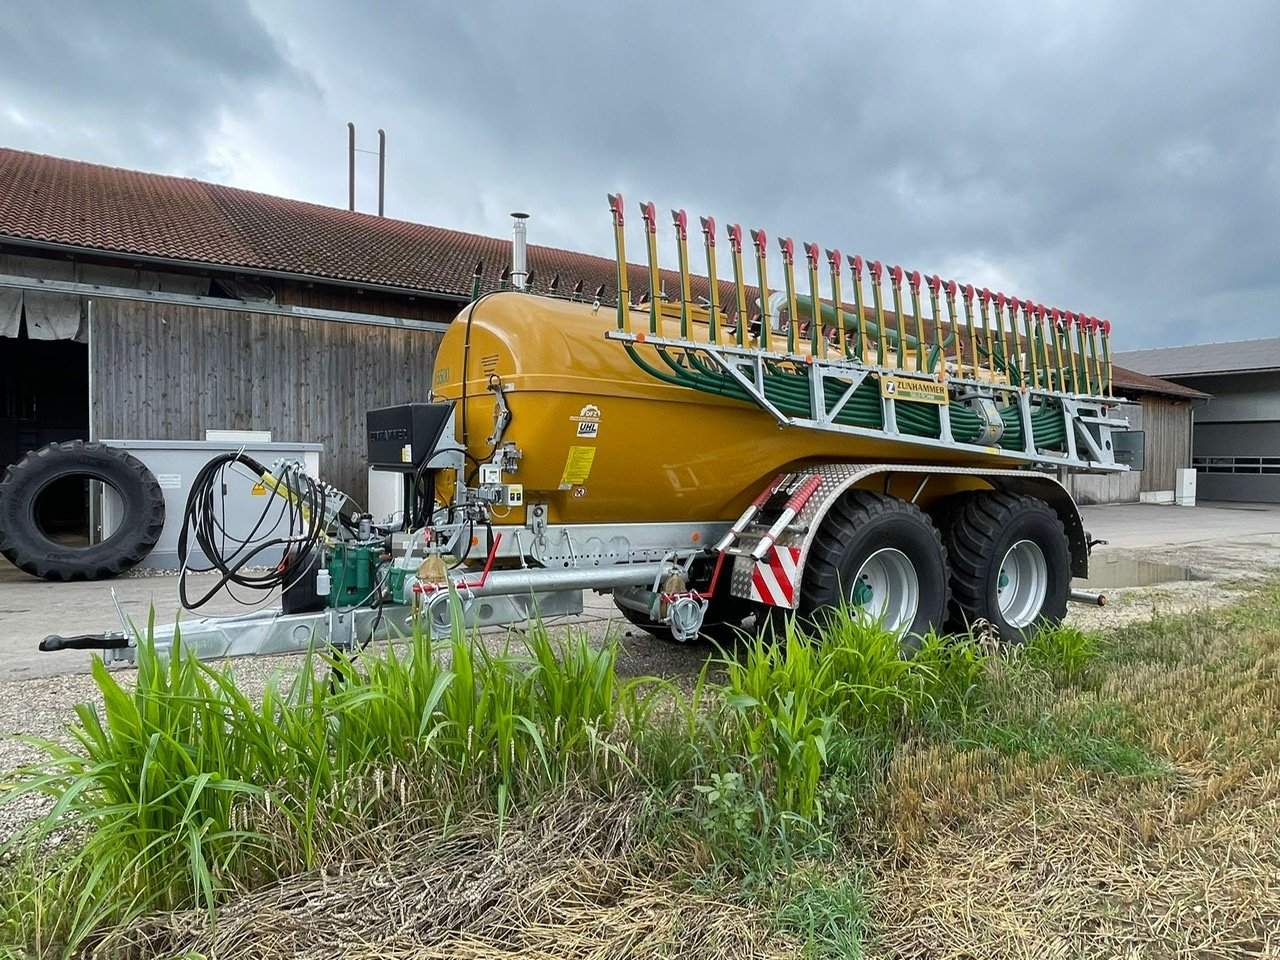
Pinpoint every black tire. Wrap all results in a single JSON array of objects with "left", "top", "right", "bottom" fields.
[
  {"left": 0, "top": 441, "right": 165, "bottom": 581},
  {"left": 800, "top": 490, "right": 950, "bottom": 644},
  {"left": 943, "top": 492, "right": 1070, "bottom": 644}
]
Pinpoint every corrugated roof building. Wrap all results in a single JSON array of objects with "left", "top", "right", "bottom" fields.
[
  {"left": 2, "top": 147, "right": 1201, "bottom": 525},
  {"left": 1117, "top": 338, "right": 1280, "bottom": 503}
]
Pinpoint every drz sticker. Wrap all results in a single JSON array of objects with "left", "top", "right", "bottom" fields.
[{"left": 570, "top": 403, "right": 602, "bottom": 439}]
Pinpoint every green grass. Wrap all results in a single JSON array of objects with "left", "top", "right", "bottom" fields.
[
  {"left": 0, "top": 604, "right": 1121, "bottom": 958},
  {"left": 773, "top": 867, "right": 871, "bottom": 960}
]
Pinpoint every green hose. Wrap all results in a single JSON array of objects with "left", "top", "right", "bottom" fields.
[{"left": 624, "top": 344, "right": 1068, "bottom": 452}]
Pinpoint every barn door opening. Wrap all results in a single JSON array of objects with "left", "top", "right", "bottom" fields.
[{"left": 0, "top": 320, "right": 91, "bottom": 551}]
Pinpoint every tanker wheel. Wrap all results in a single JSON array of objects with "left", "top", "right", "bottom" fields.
[
  {"left": 615, "top": 592, "right": 755, "bottom": 644},
  {"left": 798, "top": 490, "right": 950, "bottom": 645},
  {"left": 0, "top": 440, "right": 165, "bottom": 581},
  {"left": 943, "top": 491, "right": 1070, "bottom": 644}
]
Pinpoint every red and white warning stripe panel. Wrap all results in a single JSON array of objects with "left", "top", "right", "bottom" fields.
[{"left": 749, "top": 545, "right": 801, "bottom": 609}]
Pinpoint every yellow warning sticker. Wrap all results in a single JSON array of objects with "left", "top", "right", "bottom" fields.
[
  {"left": 880, "top": 375, "right": 949, "bottom": 405},
  {"left": 251, "top": 483, "right": 266, "bottom": 496},
  {"left": 559, "top": 446, "right": 597, "bottom": 486}
]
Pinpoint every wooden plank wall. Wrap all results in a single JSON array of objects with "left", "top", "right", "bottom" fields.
[
  {"left": 1139, "top": 396, "right": 1191, "bottom": 493},
  {"left": 90, "top": 299, "right": 445, "bottom": 501}
]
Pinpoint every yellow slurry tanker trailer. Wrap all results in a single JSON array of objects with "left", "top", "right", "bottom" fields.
[{"left": 41, "top": 198, "right": 1131, "bottom": 663}]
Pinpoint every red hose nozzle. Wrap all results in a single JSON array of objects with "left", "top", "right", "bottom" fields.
[{"left": 671, "top": 208, "right": 688, "bottom": 239}]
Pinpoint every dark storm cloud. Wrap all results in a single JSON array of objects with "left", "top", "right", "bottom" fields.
[
  {"left": 0, "top": 0, "right": 311, "bottom": 171},
  {"left": 2, "top": 0, "right": 1277, "bottom": 347}
]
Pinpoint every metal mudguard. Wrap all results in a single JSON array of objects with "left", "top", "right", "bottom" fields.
[{"left": 729, "top": 463, "right": 1088, "bottom": 608}]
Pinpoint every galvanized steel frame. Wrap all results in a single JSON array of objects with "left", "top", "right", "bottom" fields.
[{"left": 607, "top": 331, "right": 1130, "bottom": 473}]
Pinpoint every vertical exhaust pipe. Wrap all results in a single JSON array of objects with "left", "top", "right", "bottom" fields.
[{"left": 510, "top": 212, "right": 530, "bottom": 290}]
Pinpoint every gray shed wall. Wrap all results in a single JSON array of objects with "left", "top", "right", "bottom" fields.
[
  {"left": 1167, "top": 371, "right": 1280, "bottom": 503},
  {"left": 1180, "top": 371, "right": 1280, "bottom": 423},
  {"left": 89, "top": 298, "right": 447, "bottom": 501}
]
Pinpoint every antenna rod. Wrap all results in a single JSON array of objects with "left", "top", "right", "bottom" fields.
[
  {"left": 347, "top": 122, "right": 356, "bottom": 212},
  {"left": 377, "top": 128, "right": 386, "bottom": 217}
]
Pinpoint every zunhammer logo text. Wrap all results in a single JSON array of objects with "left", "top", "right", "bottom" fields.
[{"left": 879, "top": 376, "right": 949, "bottom": 406}]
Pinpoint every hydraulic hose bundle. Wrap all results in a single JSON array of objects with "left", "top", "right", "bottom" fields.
[
  {"left": 623, "top": 342, "right": 1068, "bottom": 451},
  {"left": 177, "top": 453, "right": 332, "bottom": 609}
]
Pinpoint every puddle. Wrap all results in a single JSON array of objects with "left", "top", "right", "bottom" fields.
[{"left": 1075, "top": 555, "right": 1203, "bottom": 590}]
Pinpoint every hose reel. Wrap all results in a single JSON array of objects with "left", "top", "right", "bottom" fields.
[{"left": 965, "top": 395, "right": 1006, "bottom": 446}]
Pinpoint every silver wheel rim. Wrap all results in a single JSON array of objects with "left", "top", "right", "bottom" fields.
[
  {"left": 851, "top": 547, "right": 919, "bottom": 633},
  {"left": 997, "top": 539, "right": 1048, "bottom": 628}
]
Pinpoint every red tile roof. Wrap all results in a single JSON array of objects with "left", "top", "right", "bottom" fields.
[
  {"left": 0, "top": 146, "right": 701, "bottom": 303},
  {"left": 0, "top": 147, "right": 1199, "bottom": 399}
]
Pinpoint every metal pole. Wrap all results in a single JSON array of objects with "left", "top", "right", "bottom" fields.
[
  {"left": 377, "top": 128, "right": 386, "bottom": 217},
  {"left": 348, "top": 122, "right": 356, "bottom": 212}
]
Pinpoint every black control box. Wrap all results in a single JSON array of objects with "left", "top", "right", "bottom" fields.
[{"left": 366, "top": 402, "right": 454, "bottom": 472}]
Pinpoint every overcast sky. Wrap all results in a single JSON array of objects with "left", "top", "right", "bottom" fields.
[{"left": 2, "top": 0, "right": 1277, "bottom": 348}]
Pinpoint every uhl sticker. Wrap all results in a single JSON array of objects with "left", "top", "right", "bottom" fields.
[{"left": 570, "top": 403, "right": 602, "bottom": 439}]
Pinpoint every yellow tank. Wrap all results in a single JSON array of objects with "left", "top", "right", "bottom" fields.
[{"left": 430, "top": 292, "right": 1011, "bottom": 526}]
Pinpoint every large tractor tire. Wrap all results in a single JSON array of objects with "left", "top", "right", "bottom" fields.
[
  {"left": 0, "top": 441, "right": 165, "bottom": 581},
  {"left": 798, "top": 490, "right": 950, "bottom": 644},
  {"left": 943, "top": 491, "right": 1070, "bottom": 644}
]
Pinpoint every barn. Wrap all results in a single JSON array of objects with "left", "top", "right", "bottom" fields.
[
  {"left": 1, "top": 147, "right": 1200, "bottom": 552},
  {"left": 0, "top": 148, "right": 643, "bottom": 525},
  {"left": 1117, "top": 338, "right": 1280, "bottom": 503}
]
